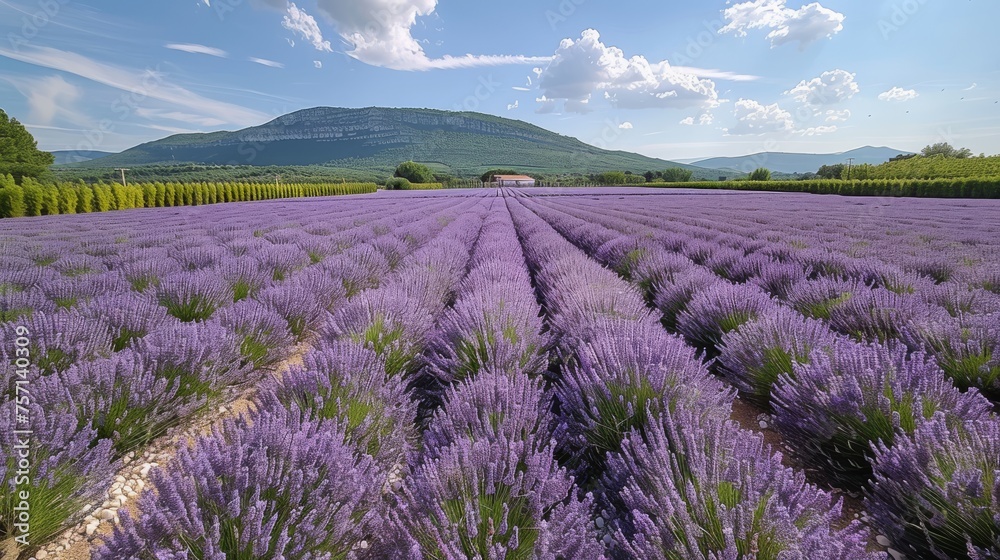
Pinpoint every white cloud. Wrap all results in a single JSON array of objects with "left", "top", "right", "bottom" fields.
[
  {"left": 165, "top": 43, "right": 228, "bottom": 58},
  {"left": 720, "top": 0, "right": 845, "bottom": 49},
  {"left": 249, "top": 57, "right": 285, "bottom": 68},
  {"left": 135, "top": 108, "right": 228, "bottom": 127},
  {"left": 824, "top": 109, "right": 851, "bottom": 122},
  {"left": 512, "top": 86, "right": 530, "bottom": 91},
  {"left": 618, "top": 121, "right": 633, "bottom": 129},
  {"left": 309, "top": 0, "right": 548, "bottom": 70},
  {"left": 537, "top": 29, "right": 719, "bottom": 113},
  {"left": 797, "top": 125, "right": 838, "bottom": 136},
  {"left": 7, "top": 75, "right": 82, "bottom": 125},
  {"left": 0, "top": 46, "right": 269, "bottom": 127},
  {"left": 283, "top": 3, "right": 332, "bottom": 52},
  {"left": 313, "top": 60, "right": 323, "bottom": 68},
  {"left": 785, "top": 69, "right": 859, "bottom": 106},
  {"left": 680, "top": 113, "right": 714, "bottom": 126},
  {"left": 727, "top": 98, "right": 794, "bottom": 135},
  {"left": 507, "top": 100, "right": 519, "bottom": 110},
  {"left": 878, "top": 86, "right": 918, "bottom": 102},
  {"left": 964, "top": 83, "right": 977, "bottom": 91}
]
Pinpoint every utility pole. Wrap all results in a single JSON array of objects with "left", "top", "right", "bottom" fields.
[
  {"left": 115, "top": 168, "right": 129, "bottom": 186},
  {"left": 845, "top": 158, "right": 854, "bottom": 180},
  {"left": 275, "top": 174, "right": 280, "bottom": 187}
]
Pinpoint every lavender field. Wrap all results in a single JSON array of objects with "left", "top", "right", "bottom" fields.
[{"left": 2, "top": 188, "right": 999, "bottom": 560}]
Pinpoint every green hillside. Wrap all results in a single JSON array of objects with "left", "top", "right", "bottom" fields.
[{"left": 58, "top": 107, "right": 731, "bottom": 180}]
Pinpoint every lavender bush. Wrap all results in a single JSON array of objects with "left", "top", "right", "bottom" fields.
[
  {"left": 422, "top": 371, "right": 555, "bottom": 461},
  {"left": 717, "top": 308, "right": 839, "bottom": 408},
  {"left": 97, "top": 407, "right": 383, "bottom": 559},
  {"left": 772, "top": 341, "right": 995, "bottom": 487},
  {"left": 216, "top": 298, "right": 296, "bottom": 368},
  {"left": 556, "top": 318, "right": 733, "bottom": 476},
  {"left": 675, "top": 281, "right": 777, "bottom": 354},
  {"left": 255, "top": 341, "right": 416, "bottom": 472},
  {"left": 155, "top": 271, "right": 232, "bottom": 322},
  {"left": 606, "top": 411, "right": 880, "bottom": 560},
  {"left": 867, "top": 413, "right": 1000, "bottom": 559},
  {"left": 388, "top": 436, "right": 603, "bottom": 560},
  {"left": 1, "top": 403, "right": 117, "bottom": 552}
]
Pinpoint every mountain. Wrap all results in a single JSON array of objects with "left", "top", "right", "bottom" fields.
[
  {"left": 66, "top": 107, "right": 731, "bottom": 179},
  {"left": 51, "top": 150, "right": 116, "bottom": 165},
  {"left": 690, "top": 146, "right": 914, "bottom": 175}
]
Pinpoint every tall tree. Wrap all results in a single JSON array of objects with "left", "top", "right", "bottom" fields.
[
  {"left": 0, "top": 109, "right": 54, "bottom": 181},
  {"left": 921, "top": 142, "right": 973, "bottom": 159},
  {"left": 394, "top": 161, "right": 435, "bottom": 184}
]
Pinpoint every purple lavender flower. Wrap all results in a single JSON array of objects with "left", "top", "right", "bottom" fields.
[
  {"left": 717, "top": 307, "right": 839, "bottom": 408},
  {"left": 78, "top": 291, "right": 170, "bottom": 351},
  {"left": 216, "top": 255, "right": 272, "bottom": 302},
  {"left": 424, "top": 284, "right": 549, "bottom": 385},
  {"left": 96, "top": 406, "right": 383, "bottom": 559},
  {"left": 387, "top": 436, "right": 604, "bottom": 559},
  {"left": 788, "top": 276, "right": 869, "bottom": 320},
  {"left": 33, "top": 350, "right": 190, "bottom": 455},
  {"left": 903, "top": 313, "right": 1000, "bottom": 400},
  {"left": 323, "top": 287, "right": 435, "bottom": 377},
  {"left": 19, "top": 309, "right": 114, "bottom": 376},
  {"left": 868, "top": 413, "right": 1000, "bottom": 559},
  {"left": 650, "top": 266, "right": 719, "bottom": 330},
  {"left": 155, "top": 271, "right": 232, "bottom": 322},
  {"left": 828, "top": 286, "right": 942, "bottom": 343},
  {"left": 676, "top": 281, "right": 777, "bottom": 354},
  {"left": 1, "top": 402, "right": 117, "bottom": 553},
  {"left": 137, "top": 319, "right": 254, "bottom": 395},
  {"left": 255, "top": 341, "right": 416, "bottom": 472},
  {"left": 215, "top": 298, "right": 296, "bottom": 368},
  {"left": 750, "top": 260, "right": 810, "bottom": 300},
  {"left": 772, "top": 340, "right": 995, "bottom": 488},
  {"left": 422, "top": 371, "right": 555, "bottom": 461},
  {"left": 606, "top": 410, "right": 880, "bottom": 560},
  {"left": 254, "top": 242, "right": 312, "bottom": 281},
  {"left": 556, "top": 317, "right": 734, "bottom": 475},
  {"left": 256, "top": 283, "right": 326, "bottom": 342},
  {"left": 594, "top": 235, "right": 659, "bottom": 280}
]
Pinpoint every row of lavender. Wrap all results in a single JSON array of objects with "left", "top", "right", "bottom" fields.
[
  {"left": 517, "top": 190, "right": 1000, "bottom": 558},
  {"left": 538, "top": 193, "right": 1000, "bottom": 399},
  {"left": 96, "top": 198, "right": 495, "bottom": 557},
  {"left": 504, "top": 195, "right": 878, "bottom": 559},
  {"left": 0, "top": 194, "right": 487, "bottom": 557},
  {"left": 556, "top": 192, "right": 1000, "bottom": 400}
]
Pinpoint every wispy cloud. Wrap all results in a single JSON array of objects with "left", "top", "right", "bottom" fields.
[
  {"left": 135, "top": 108, "right": 228, "bottom": 127},
  {"left": 249, "top": 57, "right": 285, "bottom": 68},
  {"left": 165, "top": 43, "right": 228, "bottom": 58},
  {"left": 5, "top": 74, "right": 88, "bottom": 126},
  {"left": 0, "top": 46, "right": 270, "bottom": 127}
]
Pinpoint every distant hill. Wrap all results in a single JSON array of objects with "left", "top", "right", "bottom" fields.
[
  {"left": 65, "top": 107, "right": 731, "bottom": 180},
  {"left": 51, "top": 150, "right": 115, "bottom": 165},
  {"left": 691, "top": 146, "right": 914, "bottom": 175}
]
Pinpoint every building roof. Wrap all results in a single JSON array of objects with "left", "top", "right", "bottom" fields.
[{"left": 493, "top": 175, "right": 535, "bottom": 180}]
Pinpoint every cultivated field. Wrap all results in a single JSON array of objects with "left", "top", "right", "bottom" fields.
[{"left": 2, "top": 188, "right": 999, "bottom": 559}]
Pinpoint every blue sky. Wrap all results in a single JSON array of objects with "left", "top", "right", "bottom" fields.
[{"left": 1, "top": 0, "right": 998, "bottom": 161}]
